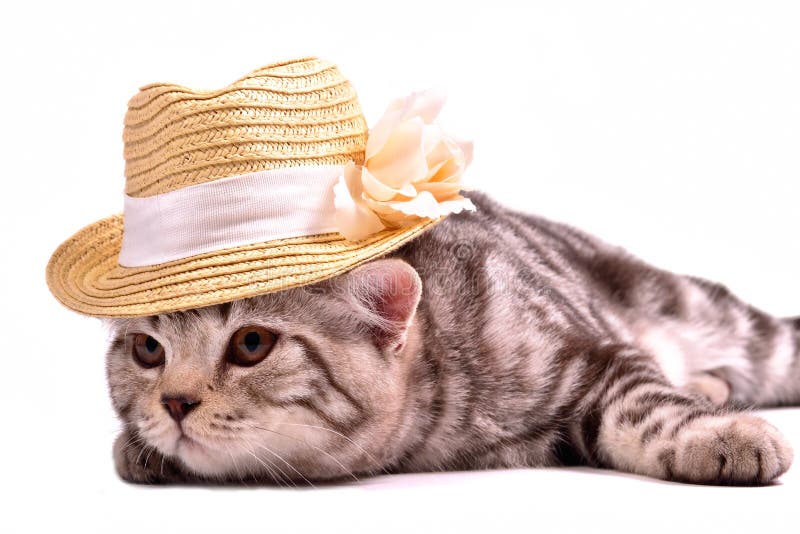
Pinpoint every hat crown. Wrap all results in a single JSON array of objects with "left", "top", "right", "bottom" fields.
[{"left": 122, "top": 57, "right": 367, "bottom": 197}]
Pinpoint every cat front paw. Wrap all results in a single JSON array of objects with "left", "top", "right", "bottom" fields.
[
  {"left": 113, "top": 430, "right": 182, "bottom": 484},
  {"left": 661, "top": 414, "right": 793, "bottom": 485}
]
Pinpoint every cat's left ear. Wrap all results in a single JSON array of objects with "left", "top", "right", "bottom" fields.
[{"left": 336, "top": 259, "right": 422, "bottom": 352}]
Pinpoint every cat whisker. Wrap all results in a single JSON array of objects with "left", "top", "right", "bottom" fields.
[
  {"left": 223, "top": 444, "right": 249, "bottom": 487},
  {"left": 248, "top": 423, "right": 359, "bottom": 482},
  {"left": 244, "top": 439, "right": 302, "bottom": 488},
  {"left": 278, "top": 422, "right": 389, "bottom": 476},
  {"left": 249, "top": 441, "right": 316, "bottom": 488},
  {"left": 135, "top": 442, "right": 155, "bottom": 468},
  {"left": 240, "top": 438, "right": 294, "bottom": 487},
  {"left": 120, "top": 432, "right": 146, "bottom": 451},
  {"left": 143, "top": 445, "right": 156, "bottom": 469},
  {"left": 242, "top": 446, "right": 287, "bottom": 486}
]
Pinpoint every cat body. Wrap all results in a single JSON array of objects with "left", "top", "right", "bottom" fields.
[{"left": 107, "top": 192, "right": 797, "bottom": 485}]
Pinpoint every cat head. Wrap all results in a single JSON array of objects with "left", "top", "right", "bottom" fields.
[{"left": 104, "top": 259, "right": 423, "bottom": 481}]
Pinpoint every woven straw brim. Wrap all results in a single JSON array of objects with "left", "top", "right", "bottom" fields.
[{"left": 46, "top": 215, "right": 435, "bottom": 317}]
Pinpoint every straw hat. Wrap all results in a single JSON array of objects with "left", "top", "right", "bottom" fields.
[{"left": 46, "top": 57, "right": 474, "bottom": 318}]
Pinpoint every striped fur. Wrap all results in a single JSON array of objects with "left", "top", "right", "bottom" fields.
[{"left": 105, "top": 192, "right": 797, "bottom": 485}]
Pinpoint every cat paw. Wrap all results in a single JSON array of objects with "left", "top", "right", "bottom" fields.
[{"left": 660, "top": 414, "right": 793, "bottom": 485}]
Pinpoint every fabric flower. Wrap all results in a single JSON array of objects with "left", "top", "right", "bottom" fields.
[{"left": 333, "top": 89, "right": 475, "bottom": 241}]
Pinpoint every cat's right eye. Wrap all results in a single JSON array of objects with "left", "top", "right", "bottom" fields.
[
  {"left": 131, "top": 334, "right": 165, "bottom": 368},
  {"left": 227, "top": 325, "right": 276, "bottom": 367}
]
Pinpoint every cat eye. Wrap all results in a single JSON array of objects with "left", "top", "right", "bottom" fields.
[
  {"left": 227, "top": 325, "right": 276, "bottom": 367},
  {"left": 131, "top": 334, "right": 165, "bottom": 368}
]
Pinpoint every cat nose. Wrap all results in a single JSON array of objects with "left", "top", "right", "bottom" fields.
[{"left": 161, "top": 394, "right": 201, "bottom": 422}]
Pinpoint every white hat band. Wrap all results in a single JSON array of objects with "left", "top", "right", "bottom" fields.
[{"left": 119, "top": 165, "right": 343, "bottom": 267}]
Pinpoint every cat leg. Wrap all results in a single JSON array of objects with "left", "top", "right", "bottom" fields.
[
  {"left": 571, "top": 344, "right": 793, "bottom": 484},
  {"left": 587, "top": 248, "right": 800, "bottom": 407},
  {"left": 662, "top": 277, "right": 800, "bottom": 407},
  {"left": 113, "top": 428, "right": 189, "bottom": 484}
]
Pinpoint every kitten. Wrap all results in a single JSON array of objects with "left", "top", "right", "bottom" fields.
[{"left": 106, "top": 192, "right": 796, "bottom": 485}]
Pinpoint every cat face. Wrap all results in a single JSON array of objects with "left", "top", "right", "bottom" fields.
[{"left": 104, "top": 260, "right": 423, "bottom": 481}]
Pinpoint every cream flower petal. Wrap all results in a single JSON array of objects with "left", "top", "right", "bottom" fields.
[
  {"left": 420, "top": 135, "right": 467, "bottom": 185},
  {"left": 366, "top": 89, "right": 446, "bottom": 159},
  {"left": 333, "top": 90, "right": 474, "bottom": 241},
  {"left": 421, "top": 124, "right": 444, "bottom": 160},
  {"left": 366, "top": 117, "right": 429, "bottom": 189},
  {"left": 423, "top": 136, "right": 455, "bottom": 173},
  {"left": 361, "top": 167, "right": 416, "bottom": 202},
  {"left": 407, "top": 88, "right": 446, "bottom": 124},
  {"left": 365, "top": 190, "right": 476, "bottom": 221},
  {"left": 437, "top": 195, "right": 477, "bottom": 215},
  {"left": 365, "top": 100, "right": 406, "bottom": 160},
  {"left": 365, "top": 191, "right": 442, "bottom": 221},
  {"left": 454, "top": 138, "right": 474, "bottom": 166},
  {"left": 333, "top": 164, "right": 386, "bottom": 241},
  {"left": 429, "top": 155, "right": 466, "bottom": 184},
  {"left": 413, "top": 180, "right": 464, "bottom": 200}
]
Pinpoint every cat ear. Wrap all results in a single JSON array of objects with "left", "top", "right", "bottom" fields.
[{"left": 338, "top": 259, "right": 422, "bottom": 351}]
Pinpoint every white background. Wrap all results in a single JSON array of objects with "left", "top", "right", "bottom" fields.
[{"left": 1, "top": 1, "right": 799, "bottom": 532}]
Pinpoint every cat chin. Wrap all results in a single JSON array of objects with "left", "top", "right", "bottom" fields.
[
  {"left": 170, "top": 437, "right": 233, "bottom": 477},
  {"left": 168, "top": 435, "right": 262, "bottom": 479}
]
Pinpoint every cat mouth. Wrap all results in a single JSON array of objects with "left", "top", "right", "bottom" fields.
[
  {"left": 172, "top": 432, "right": 231, "bottom": 475},
  {"left": 174, "top": 432, "right": 211, "bottom": 457}
]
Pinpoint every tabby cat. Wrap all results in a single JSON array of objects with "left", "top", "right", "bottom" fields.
[{"left": 107, "top": 192, "right": 797, "bottom": 485}]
